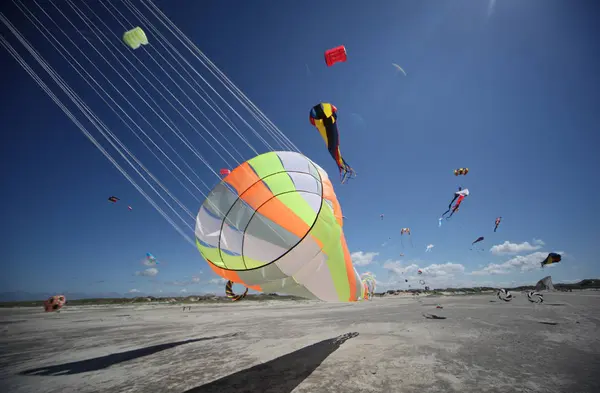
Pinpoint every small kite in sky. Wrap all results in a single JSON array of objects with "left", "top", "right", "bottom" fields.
[
  {"left": 392, "top": 63, "right": 407, "bottom": 76},
  {"left": 425, "top": 244, "right": 434, "bottom": 252},
  {"left": 325, "top": 45, "right": 347, "bottom": 67},
  {"left": 494, "top": 217, "right": 502, "bottom": 232}
]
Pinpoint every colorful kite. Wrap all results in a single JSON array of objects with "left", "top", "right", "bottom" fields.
[
  {"left": 361, "top": 273, "right": 376, "bottom": 300},
  {"left": 195, "top": 151, "right": 362, "bottom": 302},
  {"left": 325, "top": 45, "right": 347, "bottom": 67},
  {"left": 454, "top": 168, "right": 469, "bottom": 176},
  {"left": 494, "top": 217, "right": 502, "bottom": 232},
  {"left": 108, "top": 196, "right": 119, "bottom": 203},
  {"left": 541, "top": 253, "right": 561, "bottom": 268},
  {"left": 442, "top": 188, "right": 469, "bottom": 219},
  {"left": 123, "top": 27, "right": 148, "bottom": 50},
  {"left": 225, "top": 280, "right": 248, "bottom": 301},
  {"left": 310, "top": 103, "right": 356, "bottom": 183},
  {"left": 44, "top": 295, "right": 66, "bottom": 312},
  {"left": 219, "top": 168, "right": 231, "bottom": 176}
]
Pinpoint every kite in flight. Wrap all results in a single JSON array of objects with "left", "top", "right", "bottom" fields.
[
  {"left": 392, "top": 63, "right": 407, "bottom": 76},
  {"left": 454, "top": 168, "right": 469, "bottom": 176},
  {"left": 325, "top": 45, "right": 347, "bottom": 67},
  {"left": 108, "top": 196, "right": 119, "bottom": 203},
  {"left": 123, "top": 27, "right": 148, "bottom": 50},
  {"left": 471, "top": 236, "right": 485, "bottom": 251},
  {"left": 425, "top": 244, "right": 434, "bottom": 252},
  {"left": 219, "top": 168, "right": 231, "bottom": 176},
  {"left": 494, "top": 217, "right": 502, "bottom": 232},
  {"left": 541, "top": 253, "right": 561, "bottom": 268},
  {"left": 441, "top": 188, "right": 469, "bottom": 219},
  {"left": 310, "top": 103, "right": 356, "bottom": 183}
]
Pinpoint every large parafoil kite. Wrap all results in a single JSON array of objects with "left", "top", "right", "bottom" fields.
[
  {"left": 309, "top": 103, "right": 356, "bottom": 184},
  {"left": 123, "top": 27, "right": 148, "bottom": 50},
  {"left": 497, "top": 289, "right": 512, "bottom": 302},
  {"left": 195, "top": 151, "right": 362, "bottom": 302},
  {"left": 44, "top": 295, "right": 66, "bottom": 312},
  {"left": 325, "top": 45, "right": 347, "bottom": 67},
  {"left": 541, "top": 253, "right": 561, "bottom": 268}
]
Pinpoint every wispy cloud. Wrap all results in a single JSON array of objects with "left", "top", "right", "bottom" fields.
[
  {"left": 166, "top": 275, "right": 202, "bottom": 286},
  {"left": 135, "top": 268, "right": 158, "bottom": 277},
  {"left": 487, "top": 0, "right": 497, "bottom": 18},
  {"left": 180, "top": 288, "right": 187, "bottom": 293},
  {"left": 351, "top": 251, "right": 379, "bottom": 266},
  {"left": 129, "top": 289, "right": 140, "bottom": 293},
  {"left": 208, "top": 278, "right": 228, "bottom": 285},
  {"left": 490, "top": 240, "right": 543, "bottom": 255}
]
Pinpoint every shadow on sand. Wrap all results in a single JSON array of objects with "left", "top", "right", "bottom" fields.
[
  {"left": 184, "top": 332, "right": 359, "bottom": 393},
  {"left": 20, "top": 333, "right": 238, "bottom": 376}
]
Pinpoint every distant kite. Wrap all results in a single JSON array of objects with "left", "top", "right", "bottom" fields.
[
  {"left": 494, "top": 217, "right": 502, "bottom": 232},
  {"left": 392, "top": 63, "right": 407, "bottom": 76},
  {"left": 442, "top": 187, "right": 469, "bottom": 219},
  {"left": 325, "top": 45, "right": 347, "bottom": 67},
  {"left": 425, "top": 244, "right": 434, "bottom": 252},
  {"left": 454, "top": 168, "right": 469, "bottom": 176},
  {"left": 122, "top": 27, "right": 148, "bottom": 50},
  {"left": 541, "top": 253, "right": 561, "bottom": 268},
  {"left": 219, "top": 168, "right": 231, "bottom": 176}
]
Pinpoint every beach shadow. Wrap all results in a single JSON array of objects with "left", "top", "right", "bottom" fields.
[
  {"left": 538, "top": 321, "right": 558, "bottom": 325},
  {"left": 20, "top": 333, "right": 238, "bottom": 376},
  {"left": 422, "top": 313, "right": 446, "bottom": 320},
  {"left": 183, "top": 332, "right": 359, "bottom": 393}
]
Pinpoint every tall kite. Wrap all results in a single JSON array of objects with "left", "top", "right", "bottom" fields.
[
  {"left": 310, "top": 103, "right": 356, "bottom": 184},
  {"left": 494, "top": 217, "right": 502, "bottom": 232}
]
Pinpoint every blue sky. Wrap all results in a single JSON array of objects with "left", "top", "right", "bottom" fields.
[{"left": 2, "top": 0, "right": 599, "bottom": 297}]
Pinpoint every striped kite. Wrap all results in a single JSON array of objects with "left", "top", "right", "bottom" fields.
[
  {"left": 225, "top": 280, "right": 248, "bottom": 302},
  {"left": 195, "top": 151, "right": 362, "bottom": 302},
  {"left": 310, "top": 103, "right": 356, "bottom": 184}
]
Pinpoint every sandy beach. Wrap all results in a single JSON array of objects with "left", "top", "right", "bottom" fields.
[{"left": 1, "top": 292, "right": 599, "bottom": 393}]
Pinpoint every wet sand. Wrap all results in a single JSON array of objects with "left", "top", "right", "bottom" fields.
[{"left": 1, "top": 292, "right": 600, "bottom": 393}]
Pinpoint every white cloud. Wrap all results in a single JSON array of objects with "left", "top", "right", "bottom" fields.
[
  {"left": 180, "top": 288, "right": 188, "bottom": 293},
  {"left": 419, "top": 262, "right": 465, "bottom": 277},
  {"left": 129, "top": 289, "right": 140, "bottom": 293},
  {"left": 381, "top": 260, "right": 466, "bottom": 288},
  {"left": 351, "top": 251, "right": 379, "bottom": 266},
  {"left": 490, "top": 241, "right": 543, "bottom": 255},
  {"left": 471, "top": 251, "right": 548, "bottom": 276},
  {"left": 208, "top": 278, "right": 228, "bottom": 285},
  {"left": 135, "top": 268, "right": 158, "bottom": 277}
]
